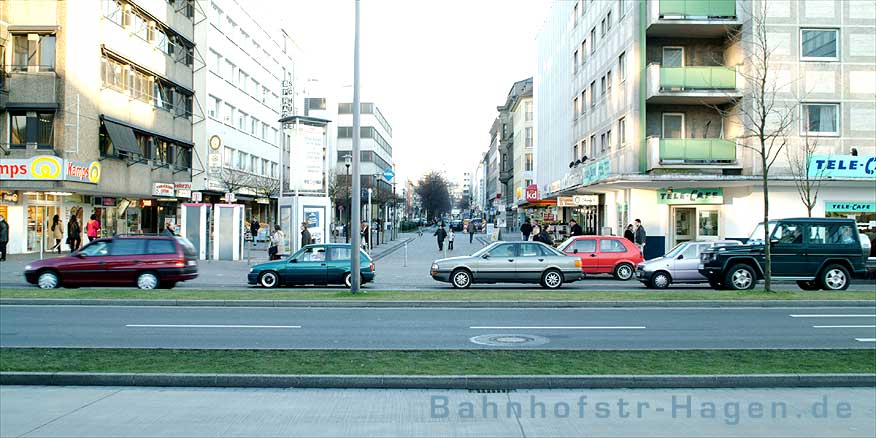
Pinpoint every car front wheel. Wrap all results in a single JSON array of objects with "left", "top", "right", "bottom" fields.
[
  {"left": 650, "top": 271, "right": 671, "bottom": 289},
  {"left": 724, "top": 264, "right": 756, "bottom": 290},
  {"left": 259, "top": 271, "right": 279, "bottom": 288},
  {"left": 613, "top": 263, "right": 634, "bottom": 281},
  {"left": 819, "top": 265, "right": 850, "bottom": 291},
  {"left": 37, "top": 270, "right": 60, "bottom": 289},
  {"left": 451, "top": 269, "right": 472, "bottom": 289},
  {"left": 541, "top": 269, "right": 564, "bottom": 289}
]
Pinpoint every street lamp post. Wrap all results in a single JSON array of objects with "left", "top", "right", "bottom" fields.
[{"left": 349, "top": 0, "right": 362, "bottom": 294}]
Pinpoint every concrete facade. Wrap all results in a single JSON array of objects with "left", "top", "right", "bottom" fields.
[
  {"left": 535, "top": 0, "right": 876, "bottom": 256},
  {"left": 1, "top": 0, "right": 197, "bottom": 254}
]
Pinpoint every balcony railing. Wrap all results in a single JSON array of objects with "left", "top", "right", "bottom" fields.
[
  {"left": 660, "top": 66, "right": 736, "bottom": 90},
  {"left": 657, "top": 138, "right": 737, "bottom": 163},
  {"left": 659, "top": 0, "right": 736, "bottom": 19}
]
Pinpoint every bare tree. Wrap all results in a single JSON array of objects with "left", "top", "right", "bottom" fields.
[
  {"left": 251, "top": 176, "right": 280, "bottom": 199},
  {"left": 327, "top": 168, "right": 351, "bottom": 221},
  {"left": 217, "top": 168, "right": 254, "bottom": 194},
  {"left": 716, "top": 3, "right": 801, "bottom": 291},
  {"left": 786, "top": 134, "right": 826, "bottom": 217}
]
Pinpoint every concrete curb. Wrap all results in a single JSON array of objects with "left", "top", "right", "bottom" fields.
[
  {"left": 2, "top": 298, "right": 874, "bottom": 308},
  {"left": 370, "top": 236, "right": 417, "bottom": 261},
  {"left": 2, "top": 372, "right": 874, "bottom": 389}
]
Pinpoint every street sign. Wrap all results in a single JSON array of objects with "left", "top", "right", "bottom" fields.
[
  {"left": 383, "top": 168, "right": 395, "bottom": 182},
  {"left": 191, "top": 192, "right": 203, "bottom": 202},
  {"left": 224, "top": 192, "right": 236, "bottom": 203}
]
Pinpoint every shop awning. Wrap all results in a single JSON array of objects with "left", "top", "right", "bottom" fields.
[
  {"left": 103, "top": 120, "right": 140, "bottom": 155},
  {"left": 518, "top": 200, "right": 557, "bottom": 208}
]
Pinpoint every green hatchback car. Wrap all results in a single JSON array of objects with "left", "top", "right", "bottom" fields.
[{"left": 248, "top": 244, "right": 375, "bottom": 288}]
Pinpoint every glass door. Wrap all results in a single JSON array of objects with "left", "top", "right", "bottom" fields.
[
  {"left": 697, "top": 209, "right": 719, "bottom": 241},
  {"left": 662, "top": 47, "right": 684, "bottom": 67},
  {"left": 662, "top": 113, "right": 685, "bottom": 139},
  {"left": 673, "top": 207, "right": 695, "bottom": 245}
]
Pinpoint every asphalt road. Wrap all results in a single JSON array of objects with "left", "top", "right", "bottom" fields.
[
  {"left": 2, "top": 229, "right": 874, "bottom": 291},
  {"left": 2, "top": 305, "right": 874, "bottom": 349},
  {"left": 4, "top": 386, "right": 874, "bottom": 437}
]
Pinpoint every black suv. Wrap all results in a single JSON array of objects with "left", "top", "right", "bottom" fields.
[{"left": 699, "top": 218, "right": 868, "bottom": 291}]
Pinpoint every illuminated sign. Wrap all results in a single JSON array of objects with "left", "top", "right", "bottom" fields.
[
  {"left": 808, "top": 155, "right": 876, "bottom": 178},
  {"left": 0, "top": 156, "right": 101, "bottom": 184},
  {"left": 153, "top": 183, "right": 175, "bottom": 197},
  {"left": 657, "top": 188, "right": 724, "bottom": 205}
]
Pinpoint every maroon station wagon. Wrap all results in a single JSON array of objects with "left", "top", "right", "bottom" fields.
[{"left": 24, "top": 235, "right": 198, "bottom": 289}]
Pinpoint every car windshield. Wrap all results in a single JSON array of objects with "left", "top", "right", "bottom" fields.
[
  {"left": 472, "top": 242, "right": 499, "bottom": 257},
  {"left": 748, "top": 222, "right": 778, "bottom": 244},
  {"left": 663, "top": 243, "right": 687, "bottom": 258}
]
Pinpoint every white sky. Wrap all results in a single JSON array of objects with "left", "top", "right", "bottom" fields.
[{"left": 276, "top": 0, "right": 552, "bottom": 186}]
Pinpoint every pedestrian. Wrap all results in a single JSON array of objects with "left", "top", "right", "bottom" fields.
[
  {"left": 520, "top": 218, "right": 533, "bottom": 241},
  {"left": 67, "top": 210, "right": 81, "bottom": 251},
  {"left": 448, "top": 228, "right": 455, "bottom": 251},
  {"left": 50, "top": 214, "right": 63, "bottom": 253},
  {"left": 434, "top": 224, "right": 447, "bottom": 251},
  {"left": 269, "top": 225, "right": 285, "bottom": 260},
  {"left": 344, "top": 222, "right": 350, "bottom": 243},
  {"left": 623, "top": 224, "right": 635, "bottom": 243},
  {"left": 361, "top": 221, "right": 370, "bottom": 251},
  {"left": 634, "top": 219, "right": 647, "bottom": 254},
  {"left": 468, "top": 221, "right": 476, "bottom": 243},
  {"left": 86, "top": 214, "right": 100, "bottom": 242},
  {"left": 0, "top": 214, "right": 8, "bottom": 261},
  {"left": 250, "top": 217, "right": 260, "bottom": 246},
  {"left": 162, "top": 223, "right": 176, "bottom": 237},
  {"left": 569, "top": 219, "right": 584, "bottom": 237},
  {"left": 531, "top": 225, "right": 542, "bottom": 243},
  {"left": 300, "top": 222, "right": 312, "bottom": 249}
]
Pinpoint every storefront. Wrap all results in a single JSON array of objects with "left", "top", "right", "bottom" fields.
[
  {"left": 824, "top": 201, "right": 876, "bottom": 255},
  {"left": 658, "top": 188, "right": 724, "bottom": 247},
  {"left": 560, "top": 194, "right": 603, "bottom": 235}
]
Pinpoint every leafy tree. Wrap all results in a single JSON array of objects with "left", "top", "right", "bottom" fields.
[{"left": 415, "top": 171, "right": 451, "bottom": 220}]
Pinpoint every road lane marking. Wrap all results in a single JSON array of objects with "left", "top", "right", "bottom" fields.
[
  {"left": 855, "top": 338, "right": 876, "bottom": 342},
  {"left": 126, "top": 324, "right": 301, "bottom": 329},
  {"left": 812, "top": 325, "right": 876, "bottom": 329},
  {"left": 790, "top": 315, "right": 875, "bottom": 318},
  {"left": 469, "top": 326, "right": 646, "bottom": 330}
]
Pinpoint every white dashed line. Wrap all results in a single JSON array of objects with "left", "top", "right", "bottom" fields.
[
  {"left": 812, "top": 325, "right": 876, "bottom": 329},
  {"left": 469, "top": 326, "right": 646, "bottom": 330},
  {"left": 790, "top": 314, "right": 876, "bottom": 318},
  {"left": 126, "top": 324, "right": 301, "bottom": 329}
]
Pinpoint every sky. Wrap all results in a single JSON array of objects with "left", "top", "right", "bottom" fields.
[{"left": 276, "top": 0, "right": 552, "bottom": 187}]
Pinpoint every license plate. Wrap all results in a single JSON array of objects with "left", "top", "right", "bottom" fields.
[{"left": 698, "top": 264, "right": 704, "bottom": 269}]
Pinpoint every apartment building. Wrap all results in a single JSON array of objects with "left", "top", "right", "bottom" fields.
[
  {"left": 1, "top": 0, "right": 196, "bottom": 254},
  {"left": 193, "top": 0, "right": 297, "bottom": 224},
  {"left": 484, "top": 118, "right": 500, "bottom": 223},
  {"left": 536, "top": 0, "right": 876, "bottom": 257},
  {"left": 334, "top": 101, "right": 395, "bottom": 223},
  {"left": 494, "top": 77, "right": 533, "bottom": 231}
]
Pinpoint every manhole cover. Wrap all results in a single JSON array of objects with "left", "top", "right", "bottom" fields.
[{"left": 469, "top": 334, "right": 550, "bottom": 347}]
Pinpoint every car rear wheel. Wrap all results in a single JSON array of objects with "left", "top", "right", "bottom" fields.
[
  {"left": 613, "top": 263, "right": 634, "bottom": 281},
  {"left": 451, "top": 269, "right": 472, "bottom": 289},
  {"left": 259, "top": 271, "right": 279, "bottom": 288},
  {"left": 541, "top": 269, "right": 564, "bottom": 289},
  {"left": 818, "top": 265, "right": 850, "bottom": 291},
  {"left": 725, "top": 264, "right": 756, "bottom": 290},
  {"left": 136, "top": 272, "right": 159, "bottom": 290},
  {"left": 37, "top": 270, "right": 60, "bottom": 289},
  {"left": 796, "top": 280, "right": 821, "bottom": 291},
  {"left": 344, "top": 272, "right": 365, "bottom": 288},
  {"left": 650, "top": 271, "right": 671, "bottom": 289}
]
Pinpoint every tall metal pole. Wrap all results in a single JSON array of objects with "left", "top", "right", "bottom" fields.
[{"left": 349, "top": 0, "right": 362, "bottom": 294}]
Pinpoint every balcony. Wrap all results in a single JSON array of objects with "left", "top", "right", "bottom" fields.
[
  {"left": 499, "top": 168, "right": 514, "bottom": 184},
  {"left": 2, "top": 69, "right": 58, "bottom": 110},
  {"left": 647, "top": 137, "right": 740, "bottom": 171},
  {"left": 647, "top": 0, "right": 739, "bottom": 37},
  {"left": 646, "top": 64, "right": 741, "bottom": 104}
]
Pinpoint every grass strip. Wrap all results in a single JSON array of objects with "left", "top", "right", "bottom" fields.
[
  {"left": 2, "top": 349, "right": 874, "bottom": 375},
  {"left": 1, "top": 287, "right": 874, "bottom": 301}
]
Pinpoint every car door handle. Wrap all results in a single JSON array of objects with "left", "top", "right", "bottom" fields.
[
  {"left": 320, "top": 263, "right": 326, "bottom": 266},
  {"left": 590, "top": 254, "right": 597, "bottom": 257},
  {"left": 538, "top": 258, "right": 544, "bottom": 262},
  {"left": 508, "top": 259, "right": 515, "bottom": 262},
  {"left": 132, "top": 260, "right": 143, "bottom": 264}
]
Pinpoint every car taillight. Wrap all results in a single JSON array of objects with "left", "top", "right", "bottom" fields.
[
  {"left": 175, "top": 258, "right": 185, "bottom": 268},
  {"left": 370, "top": 263, "right": 375, "bottom": 272}
]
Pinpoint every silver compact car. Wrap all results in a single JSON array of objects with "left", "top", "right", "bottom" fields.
[
  {"left": 637, "top": 240, "right": 741, "bottom": 289},
  {"left": 430, "top": 241, "right": 584, "bottom": 289}
]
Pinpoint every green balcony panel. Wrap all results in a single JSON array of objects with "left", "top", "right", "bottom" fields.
[
  {"left": 659, "top": 139, "right": 736, "bottom": 162},
  {"left": 660, "top": 67, "right": 736, "bottom": 90},
  {"left": 659, "top": 0, "right": 736, "bottom": 18}
]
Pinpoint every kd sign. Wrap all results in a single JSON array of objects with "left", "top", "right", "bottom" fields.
[{"left": 525, "top": 188, "right": 539, "bottom": 202}]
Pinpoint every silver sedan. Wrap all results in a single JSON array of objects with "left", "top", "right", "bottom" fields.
[{"left": 430, "top": 241, "right": 584, "bottom": 289}]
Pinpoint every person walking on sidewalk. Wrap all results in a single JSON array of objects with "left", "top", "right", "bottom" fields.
[
  {"left": 86, "top": 214, "right": 100, "bottom": 242},
  {"left": 300, "top": 222, "right": 312, "bottom": 249},
  {"left": 520, "top": 218, "right": 533, "bottom": 241},
  {"left": 634, "top": 219, "right": 647, "bottom": 254},
  {"left": 447, "top": 228, "right": 455, "bottom": 251},
  {"left": 468, "top": 222, "right": 476, "bottom": 243},
  {"left": 269, "top": 225, "right": 285, "bottom": 261},
  {"left": 623, "top": 224, "right": 635, "bottom": 243},
  {"left": 569, "top": 219, "right": 584, "bottom": 237},
  {"left": 50, "top": 214, "right": 64, "bottom": 253},
  {"left": 67, "top": 212, "right": 81, "bottom": 251},
  {"left": 0, "top": 214, "right": 9, "bottom": 261},
  {"left": 250, "top": 218, "right": 260, "bottom": 246},
  {"left": 434, "top": 224, "right": 447, "bottom": 251}
]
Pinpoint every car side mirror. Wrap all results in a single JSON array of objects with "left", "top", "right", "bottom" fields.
[
  {"left": 573, "top": 249, "right": 579, "bottom": 254},
  {"left": 482, "top": 253, "right": 490, "bottom": 259},
  {"left": 289, "top": 259, "right": 297, "bottom": 263},
  {"left": 676, "top": 254, "right": 684, "bottom": 259}
]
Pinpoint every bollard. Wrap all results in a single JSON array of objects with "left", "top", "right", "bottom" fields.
[{"left": 404, "top": 241, "right": 408, "bottom": 267}]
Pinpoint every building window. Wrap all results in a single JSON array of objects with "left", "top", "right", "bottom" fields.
[
  {"left": 590, "top": 81, "right": 596, "bottom": 107},
  {"left": 600, "top": 133, "right": 606, "bottom": 153},
  {"left": 224, "top": 146, "right": 234, "bottom": 166},
  {"left": 581, "top": 140, "right": 586, "bottom": 158},
  {"left": 237, "top": 151, "right": 247, "bottom": 170},
  {"left": 590, "top": 28, "right": 596, "bottom": 53},
  {"left": 601, "top": 75, "right": 607, "bottom": 97},
  {"left": 208, "top": 95, "right": 221, "bottom": 119},
  {"left": 225, "top": 60, "right": 236, "bottom": 82},
  {"left": 103, "top": 0, "right": 123, "bottom": 26},
  {"left": 573, "top": 144, "right": 578, "bottom": 160},
  {"left": 261, "top": 122, "right": 268, "bottom": 140},
  {"left": 8, "top": 112, "right": 55, "bottom": 149},
  {"left": 11, "top": 34, "right": 56, "bottom": 72},
  {"left": 581, "top": 40, "right": 586, "bottom": 64},
  {"left": 209, "top": 50, "right": 221, "bottom": 74},
  {"left": 224, "top": 103, "right": 236, "bottom": 124},
  {"left": 525, "top": 153, "right": 534, "bottom": 171},
  {"left": 251, "top": 156, "right": 258, "bottom": 173},
  {"left": 573, "top": 3, "right": 578, "bottom": 26},
  {"left": 801, "top": 29, "right": 839, "bottom": 60},
  {"left": 618, "top": 52, "right": 626, "bottom": 81},
  {"left": 803, "top": 103, "right": 839, "bottom": 135},
  {"left": 619, "top": 0, "right": 626, "bottom": 17},
  {"left": 606, "top": 11, "right": 612, "bottom": 31},
  {"left": 525, "top": 127, "right": 533, "bottom": 148},
  {"left": 238, "top": 70, "right": 248, "bottom": 90},
  {"left": 176, "top": 146, "right": 192, "bottom": 169},
  {"left": 9, "top": 113, "right": 27, "bottom": 149},
  {"left": 250, "top": 117, "right": 258, "bottom": 136},
  {"left": 606, "top": 130, "right": 612, "bottom": 151},
  {"left": 573, "top": 49, "right": 579, "bottom": 73},
  {"left": 590, "top": 135, "right": 597, "bottom": 157},
  {"left": 154, "top": 140, "right": 171, "bottom": 165},
  {"left": 606, "top": 70, "right": 612, "bottom": 97},
  {"left": 238, "top": 110, "right": 247, "bottom": 130},
  {"left": 573, "top": 97, "right": 579, "bottom": 117},
  {"left": 601, "top": 18, "right": 606, "bottom": 37},
  {"left": 618, "top": 117, "right": 626, "bottom": 146},
  {"left": 525, "top": 102, "right": 533, "bottom": 121},
  {"left": 581, "top": 90, "right": 586, "bottom": 113}
]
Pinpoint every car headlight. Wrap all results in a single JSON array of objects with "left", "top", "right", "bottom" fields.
[
  {"left": 431, "top": 263, "right": 439, "bottom": 272},
  {"left": 249, "top": 268, "right": 254, "bottom": 273},
  {"left": 24, "top": 265, "right": 32, "bottom": 271}
]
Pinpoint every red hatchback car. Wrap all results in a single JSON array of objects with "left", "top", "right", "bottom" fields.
[
  {"left": 558, "top": 236, "right": 644, "bottom": 280},
  {"left": 24, "top": 235, "right": 198, "bottom": 289}
]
